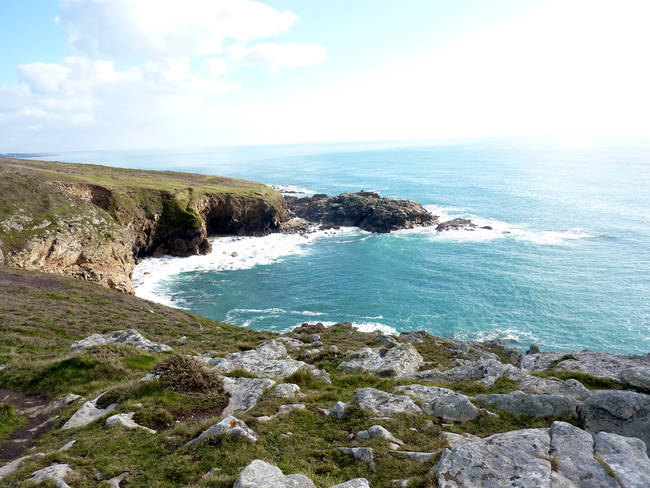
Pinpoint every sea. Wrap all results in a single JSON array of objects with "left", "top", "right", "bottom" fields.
[{"left": 33, "top": 139, "right": 650, "bottom": 354}]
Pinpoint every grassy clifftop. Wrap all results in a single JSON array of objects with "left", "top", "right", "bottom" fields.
[{"left": 0, "top": 158, "right": 289, "bottom": 293}]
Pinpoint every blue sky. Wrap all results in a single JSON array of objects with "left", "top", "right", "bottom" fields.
[{"left": 1, "top": 0, "right": 648, "bottom": 151}]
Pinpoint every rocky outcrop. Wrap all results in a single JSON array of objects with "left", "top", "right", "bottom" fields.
[
  {"left": 579, "top": 390, "right": 650, "bottom": 452},
  {"left": 70, "top": 329, "right": 172, "bottom": 353},
  {"left": 30, "top": 463, "right": 76, "bottom": 488},
  {"left": 222, "top": 377, "right": 276, "bottom": 415},
  {"left": 394, "top": 385, "right": 479, "bottom": 422},
  {"left": 474, "top": 391, "right": 577, "bottom": 418},
  {"left": 105, "top": 412, "right": 156, "bottom": 433},
  {"left": 338, "top": 343, "right": 424, "bottom": 377},
  {"left": 187, "top": 416, "right": 258, "bottom": 445},
  {"left": 432, "top": 422, "right": 650, "bottom": 488},
  {"left": 285, "top": 191, "right": 436, "bottom": 232},
  {"left": 62, "top": 394, "right": 117, "bottom": 430},
  {"left": 351, "top": 388, "right": 422, "bottom": 416}
]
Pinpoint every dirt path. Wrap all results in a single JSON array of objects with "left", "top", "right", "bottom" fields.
[{"left": 0, "top": 389, "right": 53, "bottom": 461}]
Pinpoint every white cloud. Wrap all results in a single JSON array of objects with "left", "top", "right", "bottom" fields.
[
  {"left": 203, "top": 58, "right": 228, "bottom": 77},
  {"left": 58, "top": 0, "right": 298, "bottom": 59},
  {"left": 227, "top": 43, "right": 327, "bottom": 72}
]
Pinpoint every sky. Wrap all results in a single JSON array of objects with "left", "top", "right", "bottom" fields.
[{"left": 1, "top": 0, "right": 649, "bottom": 151}]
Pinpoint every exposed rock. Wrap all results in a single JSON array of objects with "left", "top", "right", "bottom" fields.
[
  {"left": 105, "top": 412, "right": 156, "bottom": 433},
  {"left": 356, "top": 425, "right": 403, "bottom": 445},
  {"left": 279, "top": 217, "right": 311, "bottom": 234},
  {"left": 70, "top": 329, "right": 171, "bottom": 353},
  {"left": 520, "top": 350, "right": 650, "bottom": 383},
  {"left": 331, "top": 480, "right": 370, "bottom": 488},
  {"left": 338, "top": 343, "right": 424, "bottom": 377},
  {"left": 442, "top": 432, "right": 480, "bottom": 448},
  {"left": 405, "top": 358, "right": 525, "bottom": 386},
  {"left": 390, "top": 480, "right": 409, "bottom": 488},
  {"left": 212, "top": 339, "right": 330, "bottom": 382},
  {"left": 30, "top": 463, "right": 76, "bottom": 488},
  {"left": 352, "top": 388, "right": 422, "bottom": 416},
  {"left": 0, "top": 453, "right": 45, "bottom": 480},
  {"left": 329, "top": 401, "right": 348, "bottom": 419},
  {"left": 187, "top": 416, "right": 258, "bottom": 445},
  {"left": 106, "top": 472, "right": 129, "bottom": 488},
  {"left": 435, "top": 218, "right": 477, "bottom": 232},
  {"left": 478, "top": 339, "right": 523, "bottom": 365},
  {"left": 22, "top": 393, "right": 82, "bottom": 418},
  {"left": 594, "top": 431, "right": 650, "bottom": 487},
  {"left": 338, "top": 447, "right": 376, "bottom": 472},
  {"left": 580, "top": 390, "right": 650, "bottom": 452},
  {"left": 285, "top": 191, "right": 436, "bottom": 233},
  {"left": 620, "top": 366, "right": 650, "bottom": 392},
  {"left": 474, "top": 392, "right": 577, "bottom": 418},
  {"left": 519, "top": 376, "right": 591, "bottom": 401},
  {"left": 222, "top": 377, "right": 275, "bottom": 416},
  {"left": 258, "top": 404, "right": 306, "bottom": 422},
  {"left": 393, "top": 451, "right": 440, "bottom": 462},
  {"left": 399, "top": 330, "right": 432, "bottom": 343},
  {"left": 58, "top": 440, "right": 77, "bottom": 451},
  {"left": 233, "top": 459, "right": 316, "bottom": 488},
  {"left": 527, "top": 344, "right": 541, "bottom": 355},
  {"left": 62, "top": 394, "right": 117, "bottom": 430},
  {"left": 276, "top": 337, "right": 305, "bottom": 349},
  {"left": 433, "top": 428, "right": 552, "bottom": 487},
  {"left": 272, "top": 383, "right": 303, "bottom": 399},
  {"left": 549, "top": 421, "right": 618, "bottom": 488},
  {"left": 394, "top": 385, "right": 479, "bottom": 422}
]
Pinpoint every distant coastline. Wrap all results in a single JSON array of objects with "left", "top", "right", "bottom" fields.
[{"left": 0, "top": 153, "right": 57, "bottom": 158}]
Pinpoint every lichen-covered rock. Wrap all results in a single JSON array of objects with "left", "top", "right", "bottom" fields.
[
  {"left": 394, "top": 385, "right": 478, "bottom": 422},
  {"left": 474, "top": 392, "right": 577, "bottom": 418},
  {"left": 405, "top": 358, "right": 526, "bottom": 386},
  {"left": 594, "top": 431, "right": 650, "bottom": 487},
  {"left": 580, "top": 390, "right": 650, "bottom": 452},
  {"left": 272, "top": 383, "right": 303, "bottom": 399},
  {"left": 356, "top": 425, "right": 403, "bottom": 445},
  {"left": 70, "top": 329, "right": 171, "bottom": 353},
  {"left": 0, "top": 453, "right": 45, "bottom": 480},
  {"left": 338, "top": 343, "right": 424, "bottom": 377},
  {"left": 30, "top": 463, "right": 76, "bottom": 488},
  {"left": 222, "top": 377, "right": 275, "bottom": 416},
  {"left": 520, "top": 350, "right": 650, "bottom": 383},
  {"left": 352, "top": 388, "right": 422, "bottom": 416},
  {"left": 620, "top": 366, "right": 650, "bottom": 393},
  {"left": 433, "top": 428, "right": 552, "bottom": 487},
  {"left": 186, "top": 416, "right": 258, "bottom": 445},
  {"left": 442, "top": 432, "right": 480, "bottom": 449},
  {"left": 329, "top": 401, "right": 348, "bottom": 419},
  {"left": 62, "top": 394, "right": 117, "bottom": 430},
  {"left": 233, "top": 459, "right": 316, "bottom": 488},
  {"left": 331, "top": 479, "right": 370, "bottom": 488},
  {"left": 105, "top": 412, "right": 156, "bottom": 433}
]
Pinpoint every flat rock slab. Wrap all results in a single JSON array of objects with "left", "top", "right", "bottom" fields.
[
  {"left": 222, "top": 377, "right": 275, "bottom": 416},
  {"left": 331, "top": 479, "right": 370, "bottom": 488},
  {"left": 352, "top": 387, "right": 422, "bottom": 416},
  {"left": 474, "top": 391, "right": 577, "bottom": 418},
  {"left": 187, "top": 416, "right": 258, "bottom": 445},
  {"left": 62, "top": 394, "right": 117, "bottom": 430},
  {"left": 234, "top": 459, "right": 316, "bottom": 488},
  {"left": 105, "top": 412, "right": 156, "bottom": 433},
  {"left": 432, "top": 421, "right": 650, "bottom": 488},
  {"left": 30, "top": 463, "right": 75, "bottom": 488},
  {"left": 394, "top": 384, "right": 478, "bottom": 422},
  {"left": 70, "top": 329, "right": 171, "bottom": 353}
]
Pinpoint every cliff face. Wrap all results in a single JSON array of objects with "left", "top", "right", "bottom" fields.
[{"left": 0, "top": 158, "right": 289, "bottom": 293}]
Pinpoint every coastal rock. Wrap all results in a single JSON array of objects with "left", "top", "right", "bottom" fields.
[
  {"left": 30, "top": 463, "right": 76, "bottom": 488},
  {"left": 105, "top": 412, "right": 156, "bottom": 433},
  {"left": 329, "top": 401, "right": 348, "bottom": 419},
  {"left": 435, "top": 218, "right": 477, "bottom": 232},
  {"left": 442, "top": 432, "right": 480, "bottom": 448},
  {"left": 338, "top": 343, "right": 424, "bottom": 377},
  {"left": 62, "top": 394, "right": 117, "bottom": 430},
  {"left": 351, "top": 388, "right": 422, "bottom": 416},
  {"left": 234, "top": 460, "right": 316, "bottom": 488},
  {"left": 213, "top": 340, "right": 330, "bottom": 382},
  {"left": 620, "top": 366, "right": 650, "bottom": 392},
  {"left": 474, "top": 392, "right": 577, "bottom": 418},
  {"left": 222, "top": 377, "right": 276, "bottom": 416},
  {"left": 579, "top": 390, "right": 650, "bottom": 452},
  {"left": 393, "top": 451, "right": 440, "bottom": 462},
  {"left": 279, "top": 217, "right": 311, "bottom": 234},
  {"left": 186, "top": 416, "right": 258, "bottom": 445},
  {"left": 394, "top": 385, "right": 478, "bottom": 422},
  {"left": 549, "top": 421, "right": 618, "bottom": 488},
  {"left": 285, "top": 191, "right": 436, "bottom": 233},
  {"left": 478, "top": 339, "right": 523, "bottom": 365},
  {"left": 404, "top": 358, "right": 526, "bottom": 386},
  {"left": 520, "top": 350, "right": 650, "bottom": 383},
  {"left": 433, "top": 428, "right": 552, "bottom": 487},
  {"left": 70, "top": 329, "right": 171, "bottom": 353},
  {"left": 518, "top": 376, "right": 591, "bottom": 400},
  {"left": 594, "top": 431, "right": 650, "bottom": 487}
]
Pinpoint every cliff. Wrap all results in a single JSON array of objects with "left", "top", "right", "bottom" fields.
[
  {"left": 0, "top": 158, "right": 289, "bottom": 293},
  {"left": 0, "top": 266, "right": 649, "bottom": 487}
]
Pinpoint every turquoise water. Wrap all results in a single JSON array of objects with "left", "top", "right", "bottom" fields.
[{"left": 37, "top": 140, "right": 650, "bottom": 353}]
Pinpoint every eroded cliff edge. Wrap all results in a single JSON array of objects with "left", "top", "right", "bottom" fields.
[{"left": 0, "top": 157, "right": 289, "bottom": 293}]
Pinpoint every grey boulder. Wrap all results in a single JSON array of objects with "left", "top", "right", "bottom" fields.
[
  {"left": 338, "top": 343, "right": 424, "bottom": 377},
  {"left": 394, "top": 384, "right": 478, "bottom": 422},
  {"left": 474, "top": 391, "right": 577, "bottom": 418},
  {"left": 233, "top": 459, "right": 315, "bottom": 488},
  {"left": 352, "top": 388, "right": 422, "bottom": 416},
  {"left": 70, "top": 329, "right": 171, "bottom": 353},
  {"left": 222, "top": 377, "right": 275, "bottom": 416},
  {"left": 186, "top": 416, "right": 258, "bottom": 445},
  {"left": 62, "top": 393, "right": 117, "bottom": 430}
]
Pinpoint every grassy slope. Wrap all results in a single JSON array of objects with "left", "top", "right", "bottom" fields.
[
  {"left": 0, "top": 266, "right": 577, "bottom": 488},
  {"left": 0, "top": 157, "right": 284, "bottom": 253}
]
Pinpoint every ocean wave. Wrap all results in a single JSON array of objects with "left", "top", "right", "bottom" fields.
[
  {"left": 270, "top": 184, "right": 315, "bottom": 196},
  {"left": 453, "top": 327, "right": 538, "bottom": 345},
  {"left": 133, "top": 227, "right": 360, "bottom": 305},
  {"left": 287, "top": 320, "right": 398, "bottom": 336},
  {"left": 396, "top": 204, "right": 594, "bottom": 245}
]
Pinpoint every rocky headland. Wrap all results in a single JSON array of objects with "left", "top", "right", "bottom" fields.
[{"left": 1, "top": 266, "right": 649, "bottom": 487}]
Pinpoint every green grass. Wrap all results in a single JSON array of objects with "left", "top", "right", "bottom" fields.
[
  {"left": 0, "top": 403, "right": 26, "bottom": 440},
  {"left": 533, "top": 370, "right": 621, "bottom": 390}
]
